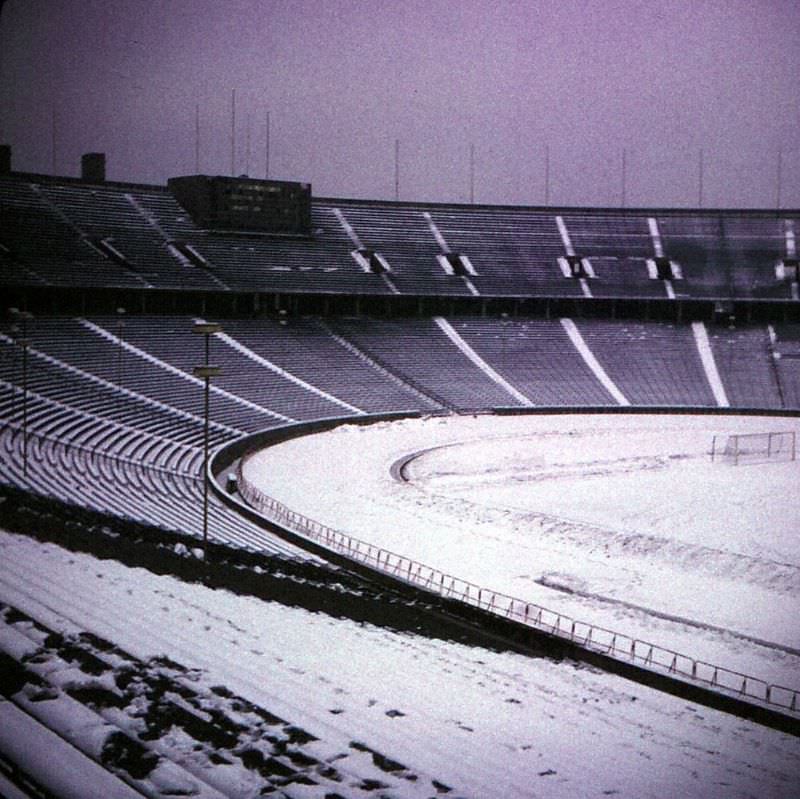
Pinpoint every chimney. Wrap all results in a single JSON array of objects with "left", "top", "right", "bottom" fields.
[
  {"left": 81, "top": 152, "right": 106, "bottom": 183},
  {"left": 0, "top": 144, "right": 10, "bottom": 174}
]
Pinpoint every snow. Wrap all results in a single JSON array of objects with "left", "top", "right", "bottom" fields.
[
  {"left": 242, "top": 413, "right": 800, "bottom": 691},
  {"left": 1, "top": 529, "right": 799, "bottom": 798},
  {"left": 0, "top": 699, "right": 143, "bottom": 799}
]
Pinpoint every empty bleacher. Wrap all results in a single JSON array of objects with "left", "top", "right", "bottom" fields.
[
  {"left": 0, "top": 178, "right": 143, "bottom": 288},
  {"left": 706, "top": 324, "right": 783, "bottom": 409},
  {"left": 447, "top": 317, "right": 616, "bottom": 405},
  {"left": 771, "top": 324, "right": 800, "bottom": 408},
  {"left": 426, "top": 205, "right": 578, "bottom": 297},
  {"left": 571, "top": 320, "right": 716, "bottom": 407},
  {"left": 3, "top": 171, "right": 800, "bottom": 303}
]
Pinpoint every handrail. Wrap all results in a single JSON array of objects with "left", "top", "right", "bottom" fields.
[{"left": 235, "top": 452, "right": 800, "bottom": 717}]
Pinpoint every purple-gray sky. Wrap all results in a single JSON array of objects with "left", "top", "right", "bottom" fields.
[{"left": 1, "top": 0, "right": 798, "bottom": 207}]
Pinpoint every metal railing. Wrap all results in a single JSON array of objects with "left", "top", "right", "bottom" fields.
[{"left": 237, "top": 456, "right": 799, "bottom": 716}]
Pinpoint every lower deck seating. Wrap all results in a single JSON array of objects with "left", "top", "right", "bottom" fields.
[{"left": 1, "top": 313, "right": 796, "bottom": 557}]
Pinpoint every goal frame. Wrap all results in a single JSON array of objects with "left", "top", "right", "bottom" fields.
[{"left": 711, "top": 430, "right": 797, "bottom": 465}]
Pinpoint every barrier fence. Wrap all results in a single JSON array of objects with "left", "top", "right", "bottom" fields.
[{"left": 237, "top": 456, "right": 799, "bottom": 717}]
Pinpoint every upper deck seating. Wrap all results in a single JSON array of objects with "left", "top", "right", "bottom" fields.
[
  {"left": 721, "top": 216, "right": 793, "bottom": 300},
  {"left": 561, "top": 213, "right": 667, "bottom": 299},
  {"left": 3, "top": 173, "right": 799, "bottom": 304},
  {"left": 425, "top": 206, "right": 578, "bottom": 297},
  {"left": 0, "top": 177, "right": 144, "bottom": 287},
  {"left": 332, "top": 202, "right": 475, "bottom": 296},
  {"left": 36, "top": 183, "right": 221, "bottom": 289}
]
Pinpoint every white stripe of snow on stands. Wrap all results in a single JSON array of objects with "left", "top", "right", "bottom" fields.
[
  {"left": 648, "top": 217, "right": 665, "bottom": 258},
  {"left": 664, "top": 280, "right": 676, "bottom": 299},
  {"left": 206, "top": 326, "right": 366, "bottom": 416},
  {"left": 332, "top": 207, "right": 364, "bottom": 250},
  {"left": 691, "top": 321, "right": 729, "bottom": 408},
  {"left": 579, "top": 277, "right": 593, "bottom": 298},
  {"left": 463, "top": 277, "right": 480, "bottom": 296},
  {"left": 555, "top": 215, "right": 575, "bottom": 256},
  {"left": 786, "top": 222, "right": 796, "bottom": 258},
  {"left": 80, "top": 319, "right": 293, "bottom": 424},
  {"left": 560, "top": 319, "right": 630, "bottom": 406},
  {"left": 768, "top": 324, "right": 778, "bottom": 347},
  {"left": 0, "top": 331, "right": 246, "bottom": 437},
  {"left": 422, "top": 211, "right": 451, "bottom": 253},
  {"left": 433, "top": 317, "right": 533, "bottom": 406}
]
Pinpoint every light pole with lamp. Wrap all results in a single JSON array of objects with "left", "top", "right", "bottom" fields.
[
  {"left": 192, "top": 322, "right": 222, "bottom": 560},
  {"left": 9, "top": 308, "right": 33, "bottom": 479}
]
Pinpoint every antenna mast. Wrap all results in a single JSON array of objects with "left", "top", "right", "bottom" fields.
[
  {"left": 231, "top": 89, "right": 236, "bottom": 175},
  {"left": 265, "top": 110, "right": 270, "bottom": 179}
]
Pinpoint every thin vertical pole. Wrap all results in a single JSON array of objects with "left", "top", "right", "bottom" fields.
[
  {"left": 246, "top": 114, "right": 251, "bottom": 176},
  {"left": 231, "top": 89, "right": 236, "bottom": 176},
  {"left": 265, "top": 110, "right": 270, "bottom": 179},
  {"left": 621, "top": 148, "right": 627, "bottom": 208},
  {"left": 195, "top": 103, "right": 200, "bottom": 173},
  {"left": 698, "top": 148, "right": 704, "bottom": 208},
  {"left": 469, "top": 143, "right": 475, "bottom": 204},
  {"left": 394, "top": 139, "right": 400, "bottom": 201},
  {"left": 544, "top": 144, "right": 550, "bottom": 206},
  {"left": 51, "top": 106, "right": 57, "bottom": 175},
  {"left": 776, "top": 147, "right": 783, "bottom": 210}
]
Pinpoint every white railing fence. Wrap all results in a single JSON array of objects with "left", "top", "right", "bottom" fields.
[{"left": 237, "top": 458, "right": 799, "bottom": 717}]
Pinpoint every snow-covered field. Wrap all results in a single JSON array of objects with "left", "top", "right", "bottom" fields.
[
  {"left": 1, "top": 529, "right": 799, "bottom": 798},
  {"left": 243, "top": 413, "right": 800, "bottom": 692}
]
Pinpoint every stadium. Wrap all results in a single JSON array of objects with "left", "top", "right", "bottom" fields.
[
  {"left": 2, "top": 2, "right": 800, "bottom": 796},
  {"left": 1, "top": 145, "right": 799, "bottom": 797}
]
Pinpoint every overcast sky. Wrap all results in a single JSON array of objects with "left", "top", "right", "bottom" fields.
[{"left": 1, "top": 0, "right": 798, "bottom": 207}]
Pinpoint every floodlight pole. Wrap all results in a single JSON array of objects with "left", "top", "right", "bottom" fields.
[{"left": 192, "top": 322, "right": 222, "bottom": 559}]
